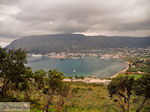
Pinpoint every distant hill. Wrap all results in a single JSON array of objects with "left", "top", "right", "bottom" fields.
[{"left": 7, "top": 34, "right": 150, "bottom": 54}]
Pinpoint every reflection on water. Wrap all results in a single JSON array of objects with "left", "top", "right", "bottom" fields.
[{"left": 27, "top": 56, "right": 127, "bottom": 78}]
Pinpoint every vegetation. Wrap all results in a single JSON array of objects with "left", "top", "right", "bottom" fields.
[
  {"left": 0, "top": 47, "right": 27, "bottom": 97},
  {"left": 126, "top": 57, "right": 150, "bottom": 73},
  {"left": 0, "top": 48, "right": 71, "bottom": 112},
  {"left": 7, "top": 34, "right": 150, "bottom": 54},
  {"left": 108, "top": 75, "right": 150, "bottom": 112},
  {"left": 0, "top": 47, "right": 150, "bottom": 112}
]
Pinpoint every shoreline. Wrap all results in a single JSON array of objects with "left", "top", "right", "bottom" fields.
[
  {"left": 110, "top": 61, "right": 129, "bottom": 78},
  {"left": 63, "top": 78, "right": 111, "bottom": 84},
  {"left": 63, "top": 61, "right": 129, "bottom": 84},
  {"left": 29, "top": 55, "right": 129, "bottom": 83}
]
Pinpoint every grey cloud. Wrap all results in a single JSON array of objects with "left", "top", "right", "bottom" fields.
[
  {"left": 0, "top": 0, "right": 19, "bottom": 5},
  {"left": 111, "top": 21, "right": 150, "bottom": 32},
  {"left": 0, "top": 0, "right": 150, "bottom": 38}
]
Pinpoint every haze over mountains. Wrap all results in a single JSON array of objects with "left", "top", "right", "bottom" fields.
[{"left": 7, "top": 34, "right": 150, "bottom": 54}]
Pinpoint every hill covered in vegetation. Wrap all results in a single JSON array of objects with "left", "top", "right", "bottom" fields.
[{"left": 7, "top": 34, "right": 150, "bottom": 54}]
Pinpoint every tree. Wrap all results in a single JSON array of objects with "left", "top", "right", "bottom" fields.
[
  {"left": 0, "top": 48, "right": 27, "bottom": 96},
  {"left": 56, "top": 83, "right": 71, "bottom": 112},
  {"left": 107, "top": 76, "right": 135, "bottom": 112},
  {"left": 43, "top": 69, "right": 64, "bottom": 112},
  {"left": 17, "top": 67, "right": 34, "bottom": 101},
  {"left": 134, "top": 74, "right": 150, "bottom": 112},
  {"left": 33, "top": 70, "right": 46, "bottom": 92}
]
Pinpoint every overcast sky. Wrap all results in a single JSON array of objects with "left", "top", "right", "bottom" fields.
[{"left": 0, "top": 0, "right": 150, "bottom": 43}]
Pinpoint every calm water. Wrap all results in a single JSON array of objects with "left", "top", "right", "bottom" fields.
[{"left": 27, "top": 56, "right": 127, "bottom": 78}]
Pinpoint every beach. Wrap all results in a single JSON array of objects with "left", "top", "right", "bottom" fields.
[
  {"left": 63, "top": 78, "right": 111, "bottom": 84},
  {"left": 111, "top": 61, "right": 129, "bottom": 78}
]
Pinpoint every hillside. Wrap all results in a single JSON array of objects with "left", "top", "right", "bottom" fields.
[{"left": 7, "top": 34, "right": 150, "bottom": 54}]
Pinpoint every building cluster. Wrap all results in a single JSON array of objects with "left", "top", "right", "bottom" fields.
[{"left": 29, "top": 48, "right": 150, "bottom": 59}]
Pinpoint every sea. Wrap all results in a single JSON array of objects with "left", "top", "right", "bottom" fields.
[{"left": 27, "top": 56, "right": 127, "bottom": 78}]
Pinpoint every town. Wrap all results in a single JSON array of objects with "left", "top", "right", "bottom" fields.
[{"left": 29, "top": 47, "right": 150, "bottom": 59}]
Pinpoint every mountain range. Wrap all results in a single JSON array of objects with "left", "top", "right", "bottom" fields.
[{"left": 7, "top": 34, "right": 150, "bottom": 54}]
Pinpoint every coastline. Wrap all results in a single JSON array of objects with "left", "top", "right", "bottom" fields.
[
  {"left": 63, "top": 61, "right": 129, "bottom": 84},
  {"left": 111, "top": 61, "right": 129, "bottom": 78},
  {"left": 29, "top": 55, "right": 129, "bottom": 83},
  {"left": 63, "top": 78, "right": 111, "bottom": 84}
]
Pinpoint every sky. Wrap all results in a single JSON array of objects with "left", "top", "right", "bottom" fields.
[{"left": 0, "top": 0, "right": 150, "bottom": 47}]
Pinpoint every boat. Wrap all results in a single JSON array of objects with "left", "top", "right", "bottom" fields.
[
  {"left": 81, "top": 56, "right": 85, "bottom": 59},
  {"left": 73, "top": 70, "right": 76, "bottom": 73}
]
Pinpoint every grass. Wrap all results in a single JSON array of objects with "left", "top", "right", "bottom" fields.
[
  {"left": 127, "top": 67, "right": 138, "bottom": 72},
  {"left": 138, "top": 66, "right": 150, "bottom": 72},
  {"left": 65, "top": 82, "right": 113, "bottom": 112},
  {"left": 117, "top": 73, "right": 143, "bottom": 79},
  {"left": 27, "top": 82, "right": 115, "bottom": 112},
  {"left": 1, "top": 81, "right": 150, "bottom": 112},
  {"left": 128, "top": 66, "right": 150, "bottom": 73}
]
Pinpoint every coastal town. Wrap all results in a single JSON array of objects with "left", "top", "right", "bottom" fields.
[{"left": 29, "top": 47, "right": 150, "bottom": 59}]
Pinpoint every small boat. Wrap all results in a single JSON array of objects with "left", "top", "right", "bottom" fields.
[
  {"left": 81, "top": 56, "right": 85, "bottom": 59},
  {"left": 73, "top": 70, "right": 76, "bottom": 73}
]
